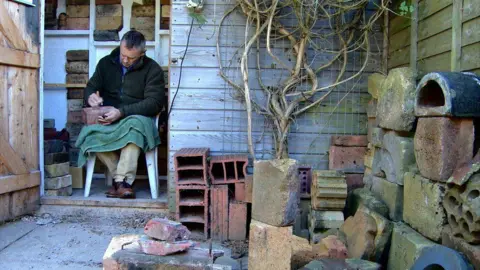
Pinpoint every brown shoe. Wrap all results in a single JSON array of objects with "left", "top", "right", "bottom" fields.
[{"left": 116, "top": 181, "right": 135, "bottom": 199}]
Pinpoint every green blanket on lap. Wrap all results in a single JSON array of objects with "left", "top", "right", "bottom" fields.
[{"left": 75, "top": 115, "right": 161, "bottom": 167}]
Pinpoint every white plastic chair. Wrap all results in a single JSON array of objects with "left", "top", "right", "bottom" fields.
[{"left": 84, "top": 115, "right": 160, "bottom": 199}]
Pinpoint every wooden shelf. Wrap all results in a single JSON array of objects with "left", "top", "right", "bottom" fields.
[
  {"left": 44, "top": 83, "right": 86, "bottom": 89},
  {"left": 45, "top": 30, "right": 89, "bottom": 37}
]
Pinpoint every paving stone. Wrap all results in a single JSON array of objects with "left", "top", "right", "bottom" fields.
[
  {"left": 248, "top": 220, "right": 292, "bottom": 270},
  {"left": 44, "top": 152, "right": 69, "bottom": 165},
  {"left": 66, "top": 50, "right": 89, "bottom": 62},
  {"left": 45, "top": 175, "right": 72, "bottom": 190},
  {"left": 380, "top": 131, "right": 416, "bottom": 185},
  {"left": 403, "top": 172, "right": 447, "bottom": 242},
  {"left": 309, "top": 210, "right": 344, "bottom": 230},
  {"left": 66, "top": 74, "right": 89, "bottom": 84},
  {"left": 144, "top": 218, "right": 190, "bottom": 241},
  {"left": 301, "top": 259, "right": 381, "bottom": 270},
  {"left": 414, "top": 117, "right": 474, "bottom": 182},
  {"left": 66, "top": 5, "right": 89, "bottom": 17},
  {"left": 44, "top": 162, "right": 70, "bottom": 178},
  {"left": 442, "top": 227, "right": 480, "bottom": 270},
  {"left": 45, "top": 185, "right": 72, "bottom": 196},
  {"left": 252, "top": 159, "right": 299, "bottom": 226},
  {"left": 329, "top": 146, "right": 366, "bottom": 173},
  {"left": 370, "top": 176, "right": 404, "bottom": 221},
  {"left": 368, "top": 73, "right": 387, "bottom": 99},
  {"left": 330, "top": 135, "right": 368, "bottom": 147},
  {"left": 340, "top": 210, "right": 376, "bottom": 259},
  {"left": 345, "top": 188, "right": 389, "bottom": 218}
]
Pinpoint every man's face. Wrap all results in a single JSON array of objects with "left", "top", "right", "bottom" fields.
[{"left": 119, "top": 41, "right": 144, "bottom": 68}]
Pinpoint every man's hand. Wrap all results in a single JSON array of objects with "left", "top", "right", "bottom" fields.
[
  {"left": 98, "top": 107, "right": 122, "bottom": 125},
  {"left": 88, "top": 91, "right": 104, "bottom": 107}
]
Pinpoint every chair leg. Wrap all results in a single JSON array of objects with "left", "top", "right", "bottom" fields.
[
  {"left": 146, "top": 150, "right": 158, "bottom": 199},
  {"left": 84, "top": 155, "right": 96, "bottom": 197},
  {"left": 105, "top": 170, "right": 113, "bottom": 187}
]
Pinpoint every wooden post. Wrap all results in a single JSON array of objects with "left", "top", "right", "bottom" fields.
[
  {"left": 451, "top": 0, "right": 463, "bottom": 71},
  {"left": 410, "top": 0, "right": 419, "bottom": 79}
]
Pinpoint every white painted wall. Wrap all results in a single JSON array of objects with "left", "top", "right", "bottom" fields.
[{"left": 43, "top": 88, "right": 68, "bottom": 130}]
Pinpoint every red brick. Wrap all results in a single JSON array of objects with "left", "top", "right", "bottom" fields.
[
  {"left": 175, "top": 185, "right": 208, "bottom": 239},
  {"left": 228, "top": 201, "right": 247, "bottom": 241},
  {"left": 67, "top": 88, "right": 84, "bottom": 99},
  {"left": 66, "top": 74, "right": 89, "bottom": 84},
  {"left": 67, "top": 111, "right": 83, "bottom": 124},
  {"left": 65, "top": 61, "right": 89, "bottom": 74},
  {"left": 144, "top": 218, "right": 190, "bottom": 241},
  {"left": 328, "top": 146, "right": 366, "bottom": 173},
  {"left": 138, "top": 238, "right": 194, "bottom": 256},
  {"left": 414, "top": 117, "right": 474, "bottom": 182},
  {"left": 244, "top": 175, "right": 253, "bottom": 203},
  {"left": 66, "top": 18, "right": 89, "bottom": 30},
  {"left": 331, "top": 135, "right": 368, "bottom": 147},
  {"left": 66, "top": 50, "right": 89, "bottom": 62},
  {"left": 82, "top": 106, "right": 115, "bottom": 125},
  {"left": 234, "top": 182, "right": 245, "bottom": 201},
  {"left": 209, "top": 155, "right": 248, "bottom": 184},
  {"left": 174, "top": 148, "right": 209, "bottom": 185},
  {"left": 345, "top": 173, "right": 364, "bottom": 192},
  {"left": 210, "top": 185, "right": 229, "bottom": 241},
  {"left": 298, "top": 166, "right": 312, "bottom": 198}
]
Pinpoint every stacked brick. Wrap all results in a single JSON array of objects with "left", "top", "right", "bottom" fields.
[
  {"left": 173, "top": 148, "right": 209, "bottom": 239},
  {"left": 309, "top": 170, "right": 346, "bottom": 240},
  {"left": 209, "top": 155, "right": 249, "bottom": 241},
  {"left": 131, "top": 3, "right": 156, "bottom": 41},
  {"left": 44, "top": 119, "right": 73, "bottom": 197},
  {"left": 160, "top": 1, "right": 170, "bottom": 30},
  {"left": 44, "top": 0, "right": 57, "bottom": 30},
  {"left": 66, "top": 0, "right": 90, "bottom": 30},
  {"left": 94, "top": 0, "right": 122, "bottom": 41}
]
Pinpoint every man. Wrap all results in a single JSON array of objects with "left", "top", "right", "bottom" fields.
[{"left": 83, "top": 30, "right": 165, "bottom": 199}]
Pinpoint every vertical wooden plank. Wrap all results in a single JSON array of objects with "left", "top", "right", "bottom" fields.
[
  {"left": 0, "top": 66, "right": 8, "bottom": 139},
  {"left": 410, "top": 0, "right": 419, "bottom": 78},
  {"left": 25, "top": 69, "right": 39, "bottom": 170},
  {"left": 451, "top": 0, "right": 463, "bottom": 71}
]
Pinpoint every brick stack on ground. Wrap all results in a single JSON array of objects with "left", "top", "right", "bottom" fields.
[
  {"left": 209, "top": 155, "right": 250, "bottom": 241},
  {"left": 44, "top": 120, "right": 72, "bottom": 196},
  {"left": 173, "top": 148, "right": 210, "bottom": 239},
  {"left": 94, "top": 0, "right": 123, "bottom": 41},
  {"left": 66, "top": 0, "right": 90, "bottom": 30}
]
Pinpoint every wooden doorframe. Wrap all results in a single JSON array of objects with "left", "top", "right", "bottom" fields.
[{"left": 39, "top": 0, "right": 45, "bottom": 196}]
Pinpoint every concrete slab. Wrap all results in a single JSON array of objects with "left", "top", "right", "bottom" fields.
[{"left": 0, "top": 220, "right": 38, "bottom": 251}]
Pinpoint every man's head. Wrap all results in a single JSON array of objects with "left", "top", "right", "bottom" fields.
[{"left": 120, "top": 31, "right": 146, "bottom": 68}]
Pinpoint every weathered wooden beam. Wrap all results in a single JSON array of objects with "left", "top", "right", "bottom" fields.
[
  {"left": 0, "top": 131, "right": 28, "bottom": 175},
  {"left": 410, "top": 0, "right": 419, "bottom": 78},
  {"left": 0, "top": 2, "right": 28, "bottom": 51},
  {"left": 451, "top": 0, "right": 463, "bottom": 71},
  {"left": 0, "top": 171, "right": 40, "bottom": 195},
  {"left": 0, "top": 46, "right": 40, "bottom": 68}
]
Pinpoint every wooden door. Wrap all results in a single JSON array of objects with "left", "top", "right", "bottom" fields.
[{"left": 0, "top": 0, "right": 41, "bottom": 222}]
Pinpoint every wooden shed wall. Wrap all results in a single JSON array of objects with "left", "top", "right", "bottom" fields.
[
  {"left": 0, "top": 0, "right": 41, "bottom": 222},
  {"left": 388, "top": 0, "right": 480, "bottom": 75}
]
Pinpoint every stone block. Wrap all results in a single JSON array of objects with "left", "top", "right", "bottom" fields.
[
  {"left": 66, "top": 17, "right": 89, "bottom": 30},
  {"left": 444, "top": 173, "right": 480, "bottom": 244},
  {"left": 248, "top": 220, "right": 292, "bottom": 270},
  {"left": 96, "top": 4, "right": 122, "bottom": 17},
  {"left": 94, "top": 30, "right": 119, "bottom": 41},
  {"left": 294, "top": 199, "right": 310, "bottom": 238},
  {"left": 442, "top": 227, "right": 480, "bottom": 270},
  {"left": 66, "top": 5, "right": 89, "bottom": 17},
  {"left": 44, "top": 140, "right": 66, "bottom": 154},
  {"left": 370, "top": 127, "right": 385, "bottom": 148},
  {"left": 228, "top": 201, "right": 247, "bottom": 241},
  {"left": 144, "top": 218, "right": 190, "bottom": 241},
  {"left": 0, "top": 193, "right": 11, "bottom": 222},
  {"left": 244, "top": 175, "right": 252, "bottom": 203},
  {"left": 66, "top": 74, "right": 89, "bottom": 84},
  {"left": 414, "top": 117, "right": 474, "bottom": 182},
  {"left": 44, "top": 152, "right": 69, "bottom": 165},
  {"left": 45, "top": 185, "right": 73, "bottom": 196},
  {"left": 363, "top": 167, "right": 373, "bottom": 189},
  {"left": 312, "top": 235, "right": 348, "bottom": 259},
  {"left": 328, "top": 146, "right": 366, "bottom": 173},
  {"left": 345, "top": 188, "right": 389, "bottom": 218},
  {"left": 67, "top": 99, "right": 84, "bottom": 112},
  {"left": 345, "top": 173, "right": 364, "bottom": 192},
  {"left": 211, "top": 185, "right": 229, "bottom": 241},
  {"left": 65, "top": 62, "right": 89, "bottom": 75},
  {"left": 252, "top": 159, "right": 299, "bottom": 226},
  {"left": 161, "top": 5, "right": 170, "bottom": 18},
  {"left": 45, "top": 175, "right": 72, "bottom": 190},
  {"left": 96, "top": 16, "right": 123, "bottom": 31},
  {"left": 403, "top": 172, "right": 447, "bottom": 242},
  {"left": 138, "top": 238, "right": 194, "bottom": 256},
  {"left": 377, "top": 68, "right": 416, "bottom": 132},
  {"left": 368, "top": 73, "right": 387, "bottom": 99},
  {"left": 10, "top": 187, "right": 40, "bottom": 217},
  {"left": 70, "top": 166, "right": 84, "bottom": 188},
  {"left": 340, "top": 210, "right": 376, "bottom": 259},
  {"left": 66, "top": 50, "right": 89, "bottom": 62},
  {"left": 309, "top": 210, "right": 344, "bottom": 230},
  {"left": 136, "top": 28, "right": 154, "bottom": 41},
  {"left": 367, "top": 99, "right": 377, "bottom": 118},
  {"left": 358, "top": 205, "right": 393, "bottom": 263},
  {"left": 67, "top": 88, "right": 84, "bottom": 100},
  {"left": 311, "top": 170, "right": 347, "bottom": 211},
  {"left": 312, "top": 198, "right": 346, "bottom": 211},
  {"left": 234, "top": 183, "right": 245, "bottom": 201},
  {"left": 380, "top": 131, "right": 416, "bottom": 185},
  {"left": 415, "top": 72, "right": 480, "bottom": 117},
  {"left": 131, "top": 16, "right": 155, "bottom": 29},
  {"left": 330, "top": 135, "right": 368, "bottom": 147},
  {"left": 291, "top": 235, "right": 316, "bottom": 269},
  {"left": 301, "top": 259, "right": 381, "bottom": 270},
  {"left": 132, "top": 5, "right": 155, "bottom": 17},
  {"left": 45, "top": 162, "right": 70, "bottom": 178},
  {"left": 370, "top": 176, "right": 403, "bottom": 221},
  {"left": 367, "top": 118, "right": 377, "bottom": 143}
]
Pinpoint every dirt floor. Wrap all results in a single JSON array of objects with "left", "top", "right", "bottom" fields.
[{"left": 0, "top": 213, "right": 248, "bottom": 270}]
